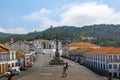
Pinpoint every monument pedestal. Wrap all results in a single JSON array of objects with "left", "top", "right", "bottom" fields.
[
  {"left": 49, "top": 57, "right": 64, "bottom": 65},
  {"left": 49, "top": 40, "right": 64, "bottom": 65}
]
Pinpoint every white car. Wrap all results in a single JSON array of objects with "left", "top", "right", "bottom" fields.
[
  {"left": 11, "top": 66, "right": 20, "bottom": 75},
  {"left": 4, "top": 72, "right": 11, "bottom": 75}
]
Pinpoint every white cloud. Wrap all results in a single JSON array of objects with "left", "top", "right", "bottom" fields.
[
  {"left": 24, "top": 8, "right": 51, "bottom": 21},
  {"left": 24, "top": 2, "right": 120, "bottom": 30},
  {"left": 0, "top": 27, "right": 6, "bottom": 32},
  {"left": 0, "top": 27, "right": 27, "bottom": 34},
  {"left": 60, "top": 2, "right": 115, "bottom": 26}
]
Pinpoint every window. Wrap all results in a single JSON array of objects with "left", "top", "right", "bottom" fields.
[
  {"left": 12, "top": 52, "right": 14, "bottom": 60},
  {"left": 103, "top": 55, "right": 105, "bottom": 62},
  {"left": 113, "top": 55, "right": 117, "bottom": 61},
  {"left": 98, "top": 55, "right": 99, "bottom": 61},
  {"left": 119, "top": 55, "right": 120, "bottom": 60},
  {"left": 101, "top": 55, "right": 102, "bottom": 61},
  {"left": 16, "top": 63, "right": 18, "bottom": 66},
  {"left": 119, "top": 64, "right": 120, "bottom": 69},
  {"left": 113, "top": 64, "right": 117, "bottom": 69},
  {"left": 109, "top": 55, "right": 112, "bottom": 61},
  {"left": 12, "top": 63, "right": 14, "bottom": 67},
  {"left": 109, "top": 64, "right": 112, "bottom": 69}
]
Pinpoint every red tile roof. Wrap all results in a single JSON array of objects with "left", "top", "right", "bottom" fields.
[
  {"left": 65, "top": 42, "right": 99, "bottom": 47},
  {"left": 38, "top": 39, "right": 55, "bottom": 42},
  {"left": 0, "top": 47, "right": 8, "bottom": 52},
  {"left": 86, "top": 47, "right": 120, "bottom": 54},
  {"left": 70, "top": 48, "right": 91, "bottom": 53},
  {"left": 17, "top": 50, "right": 25, "bottom": 57},
  {"left": 0, "top": 44, "right": 14, "bottom": 50}
]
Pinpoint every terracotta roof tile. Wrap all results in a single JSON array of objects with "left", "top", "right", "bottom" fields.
[
  {"left": 70, "top": 48, "right": 91, "bottom": 53},
  {"left": 66, "top": 42, "right": 99, "bottom": 47},
  {"left": 0, "top": 44, "right": 14, "bottom": 50},
  {"left": 24, "top": 41, "right": 33, "bottom": 45},
  {"left": 17, "top": 50, "right": 25, "bottom": 57},
  {"left": 0, "top": 47, "right": 8, "bottom": 52},
  {"left": 38, "top": 39, "right": 55, "bottom": 42},
  {"left": 87, "top": 47, "right": 120, "bottom": 54}
]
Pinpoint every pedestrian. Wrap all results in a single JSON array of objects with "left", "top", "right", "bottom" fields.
[
  {"left": 106, "top": 73, "right": 111, "bottom": 80},
  {"left": 108, "top": 75, "right": 111, "bottom": 80},
  {"left": 65, "top": 62, "right": 68, "bottom": 70},
  {"left": 62, "top": 62, "right": 68, "bottom": 77},
  {"left": 6, "top": 70, "right": 13, "bottom": 80}
]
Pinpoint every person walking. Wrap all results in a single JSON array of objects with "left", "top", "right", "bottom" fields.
[{"left": 62, "top": 62, "right": 68, "bottom": 77}]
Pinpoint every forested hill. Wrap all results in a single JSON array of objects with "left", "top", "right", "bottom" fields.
[
  {"left": 0, "top": 24, "right": 120, "bottom": 46},
  {"left": 0, "top": 32, "right": 12, "bottom": 43}
]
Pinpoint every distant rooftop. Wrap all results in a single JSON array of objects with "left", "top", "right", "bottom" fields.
[{"left": 65, "top": 42, "right": 99, "bottom": 47}]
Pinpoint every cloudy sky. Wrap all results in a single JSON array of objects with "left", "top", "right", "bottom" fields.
[{"left": 0, "top": 0, "right": 120, "bottom": 34}]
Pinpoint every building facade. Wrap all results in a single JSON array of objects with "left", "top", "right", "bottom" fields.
[
  {"left": 10, "top": 41, "right": 35, "bottom": 67},
  {"left": 32, "top": 39, "right": 62, "bottom": 56},
  {"left": 86, "top": 47, "right": 120, "bottom": 77},
  {"left": 17, "top": 50, "right": 25, "bottom": 67},
  {"left": 0, "top": 48, "right": 8, "bottom": 74},
  {"left": 63, "top": 42, "right": 100, "bottom": 58},
  {"left": 0, "top": 44, "right": 17, "bottom": 74}
]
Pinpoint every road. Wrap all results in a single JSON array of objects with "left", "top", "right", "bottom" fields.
[{"left": 1, "top": 54, "right": 115, "bottom": 80}]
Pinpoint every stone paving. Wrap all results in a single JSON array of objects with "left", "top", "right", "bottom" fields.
[
  {"left": 19, "top": 65, "right": 100, "bottom": 80},
  {"left": 19, "top": 72, "right": 100, "bottom": 80},
  {"left": 19, "top": 55, "right": 101, "bottom": 80}
]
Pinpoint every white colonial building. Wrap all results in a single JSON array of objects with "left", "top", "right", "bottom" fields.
[
  {"left": 86, "top": 47, "right": 120, "bottom": 77},
  {"left": 0, "top": 47, "right": 8, "bottom": 74},
  {"left": 32, "top": 39, "right": 62, "bottom": 56},
  {"left": 62, "top": 42, "right": 100, "bottom": 57},
  {"left": 10, "top": 41, "right": 35, "bottom": 67},
  {"left": 0, "top": 44, "right": 17, "bottom": 74}
]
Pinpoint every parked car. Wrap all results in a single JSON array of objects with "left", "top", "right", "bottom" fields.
[
  {"left": 11, "top": 66, "right": 20, "bottom": 75},
  {"left": 20, "top": 67, "right": 27, "bottom": 71}
]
